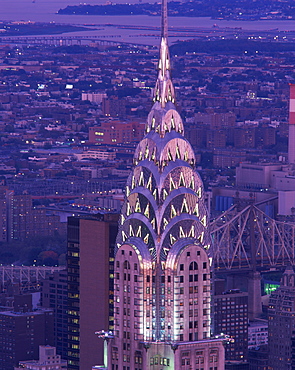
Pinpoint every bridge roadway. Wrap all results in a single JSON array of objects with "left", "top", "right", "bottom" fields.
[{"left": 0, "top": 35, "right": 149, "bottom": 47}]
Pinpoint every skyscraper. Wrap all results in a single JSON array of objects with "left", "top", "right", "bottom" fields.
[
  {"left": 97, "top": 0, "right": 227, "bottom": 369},
  {"left": 67, "top": 214, "right": 118, "bottom": 370},
  {"left": 268, "top": 267, "right": 295, "bottom": 370},
  {"left": 289, "top": 84, "right": 295, "bottom": 164}
]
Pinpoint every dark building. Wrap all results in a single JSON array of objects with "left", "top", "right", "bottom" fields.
[
  {"left": 41, "top": 270, "right": 68, "bottom": 359},
  {"left": 102, "top": 97, "right": 126, "bottom": 117},
  {"left": 67, "top": 213, "right": 119, "bottom": 370},
  {"left": 268, "top": 267, "right": 295, "bottom": 370},
  {"left": 248, "top": 345, "right": 268, "bottom": 370},
  {"left": 0, "top": 294, "right": 54, "bottom": 370},
  {"left": 6, "top": 191, "right": 65, "bottom": 241},
  {"left": 185, "top": 125, "right": 207, "bottom": 148},
  {"left": 255, "top": 126, "right": 276, "bottom": 148},
  {"left": 206, "top": 129, "right": 227, "bottom": 149},
  {"left": 234, "top": 127, "right": 256, "bottom": 148},
  {"left": 214, "top": 289, "right": 248, "bottom": 362}
]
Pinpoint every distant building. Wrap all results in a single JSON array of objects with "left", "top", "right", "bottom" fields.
[
  {"left": 15, "top": 345, "right": 67, "bottom": 370},
  {"left": 81, "top": 92, "right": 107, "bottom": 104},
  {"left": 194, "top": 112, "right": 236, "bottom": 129},
  {"left": 268, "top": 267, "right": 295, "bottom": 370},
  {"left": 89, "top": 120, "right": 145, "bottom": 145},
  {"left": 234, "top": 127, "right": 256, "bottom": 148},
  {"left": 67, "top": 214, "right": 119, "bottom": 370},
  {"left": 6, "top": 190, "right": 65, "bottom": 241},
  {"left": 236, "top": 163, "right": 283, "bottom": 190},
  {"left": 74, "top": 150, "right": 116, "bottom": 161},
  {"left": 102, "top": 97, "right": 126, "bottom": 117},
  {"left": 206, "top": 129, "right": 227, "bottom": 149}
]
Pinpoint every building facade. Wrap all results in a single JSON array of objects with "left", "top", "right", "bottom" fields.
[
  {"left": 101, "top": 1, "right": 226, "bottom": 368},
  {"left": 67, "top": 214, "right": 119, "bottom": 370},
  {"left": 268, "top": 267, "right": 295, "bottom": 370},
  {"left": 0, "top": 294, "right": 54, "bottom": 370},
  {"left": 41, "top": 270, "right": 68, "bottom": 360},
  {"left": 214, "top": 290, "right": 248, "bottom": 362}
]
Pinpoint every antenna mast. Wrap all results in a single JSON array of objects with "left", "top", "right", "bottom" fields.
[{"left": 161, "top": 0, "right": 168, "bottom": 39}]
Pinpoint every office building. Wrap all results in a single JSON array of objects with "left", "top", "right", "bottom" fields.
[
  {"left": 67, "top": 214, "right": 119, "bottom": 370},
  {"left": 214, "top": 290, "right": 248, "bottom": 362}
]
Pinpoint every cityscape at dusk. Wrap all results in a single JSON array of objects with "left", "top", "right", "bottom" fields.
[{"left": 1, "top": 0, "right": 295, "bottom": 369}]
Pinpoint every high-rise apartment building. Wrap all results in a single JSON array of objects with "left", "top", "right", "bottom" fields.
[
  {"left": 214, "top": 290, "right": 248, "bottom": 362},
  {"left": 41, "top": 270, "right": 68, "bottom": 359},
  {"left": 268, "top": 267, "right": 295, "bottom": 370},
  {"left": 67, "top": 214, "right": 119, "bottom": 370},
  {"left": 0, "top": 294, "right": 54, "bottom": 370},
  {"left": 99, "top": 0, "right": 227, "bottom": 368}
]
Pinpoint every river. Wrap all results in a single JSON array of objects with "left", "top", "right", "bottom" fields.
[{"left": 2, "top": 0, "right": 295, "bottom": 46}]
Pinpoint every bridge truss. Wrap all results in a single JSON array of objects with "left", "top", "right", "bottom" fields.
[
  {"left": 211, "top": 204, "right": 295, "bottom": 271},
  {"left": 0, "top": 265, "right": 64, "bottom": 292}
]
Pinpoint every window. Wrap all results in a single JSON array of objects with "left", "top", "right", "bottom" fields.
[
  {"left": 124, "top": 260, "right": 130, "bottom": 269},
  {"left": 180, "top": 264, "right": 184, "bottom": 271},
  {"left": 189, "top": 261, "right": 198, "bottom": 270}
]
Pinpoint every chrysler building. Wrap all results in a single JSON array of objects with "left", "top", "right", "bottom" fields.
[{"left": 99, "top": 0, "right": 227, "bottom": 368}]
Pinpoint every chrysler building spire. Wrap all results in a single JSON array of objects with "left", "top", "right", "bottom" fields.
[
  {"left": 161, "top": 0, "right": 168, "bottom": 39},
  {"left": 102, "top": 0, "right": 227, "bottom": 367},
  {"left": 153, "top": 0, "right": 175, "bottom": 108}
]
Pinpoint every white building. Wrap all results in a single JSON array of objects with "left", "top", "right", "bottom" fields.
[
  {"left": 15, "top": 346, "right": 67, "bottom": 370},
  {"left": 248, "top": 319, "right": 268, "bottom": 349}
]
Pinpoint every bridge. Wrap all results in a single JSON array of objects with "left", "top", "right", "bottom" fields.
[
  {"left": 210, "top": 203, "right": 295, "bottom": 319},
  {"left": 0, "top": 265, "right": 65, "bottom": 292},
  {"left": 0, "top": 35, "right": 148, "bottom": 47},
  {"left": 211, "top": 203, "right": 295, "bottom": 272}
]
